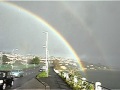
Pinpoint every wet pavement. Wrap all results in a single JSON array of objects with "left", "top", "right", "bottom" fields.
[
  {"left": 37, "top": 67, "right": 72, "bottom": 90},
  {"left": 14, "top": 67, "right": 72, "bottom": 90}
]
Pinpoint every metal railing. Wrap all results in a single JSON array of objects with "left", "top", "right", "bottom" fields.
[{"left": 57, "top": 70, "right": 111, "bottom": 90}]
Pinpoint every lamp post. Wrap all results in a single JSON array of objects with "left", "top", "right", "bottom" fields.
[
  {"left": 11, "top": 49, "right": 18, "bottom": 69},
  {"left": 43, "top": 32, "right": 48, "bottom": 77}
]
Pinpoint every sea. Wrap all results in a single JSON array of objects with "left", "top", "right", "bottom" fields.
[{"left": 84, "top": 70, "right": 120, "bottom": 90}]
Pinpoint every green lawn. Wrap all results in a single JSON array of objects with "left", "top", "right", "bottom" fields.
[
  {"left": 36, "top": 71, "right": 48, "bottom": 78},
  {"left": 0, "top": 64, "right": 40, "bottom": 71}
]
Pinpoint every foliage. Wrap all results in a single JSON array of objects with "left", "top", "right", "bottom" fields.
[
  {"left": 26, "top": 59, "right": 32, "bottom": 64},
  {"left": 59, "top": 71, "right": 95, "bottom": 90},
  {"left": 53, "top": 59, "right": 62, "bottom": 70},
  {"left": 14, "top": 60, "right": 23, "bottom": 65},
  {"left": 0, "top": 64, "right": 12, "bottom": 70},
  {"left": 0, "top": 64, "right": 40, "bottom": 71},
  {"left": 36, "top": 71, "right": 48, "bottom": 78},
  {"left": 53, "top": 59, "right": 59, "bottom": 67},
  {"left": 30, "top": 57, "right": 40, "bottom": 64},
  {"left": 2, "top": 55, "right": 10, "bottom": 64}
]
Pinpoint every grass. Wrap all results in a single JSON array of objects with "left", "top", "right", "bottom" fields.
[
  {"left": 36, "top": 71, "right": 48, "bottom": 78},
  {"left": 0, "top": 64, "right": 11, "bottom": 70},
  {"left": 0, "top": 64, "right": 40, "bottom": 71}
]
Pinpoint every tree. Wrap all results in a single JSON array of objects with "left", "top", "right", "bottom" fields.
[
  {"left": 53, "top": 59, "right": 61, "bottom": 70},
  {"left": 14, "top": 60, "right": 22, "bottom": 65},
  {"left": 53, "top": 59, "right": 59, "bottom": 67},
  {"left": 31, "top": 57, "right": 40, "bottom": 64},
  {"left": 2, "top": 55, "right": 10, "bottom": 64}
]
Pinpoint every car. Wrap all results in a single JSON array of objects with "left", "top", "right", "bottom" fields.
[
  {"left": 11, "top": 70, "right": 24, "bottom": 78},
  {"left": 39, "top": 66, "right": 46, "bottom": 72},
  {"left": 39, "top": 68, "right": 45, "bottom": 72},
  {"left": 0, "top": 70, "right": 14, "bottom": 90}
]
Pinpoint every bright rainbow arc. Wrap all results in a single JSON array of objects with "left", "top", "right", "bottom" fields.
[{"left": 2, "top": 2, "right": 85, "bottom": 72}]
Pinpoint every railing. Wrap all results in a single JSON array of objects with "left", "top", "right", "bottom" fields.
[
  {"left": 54, "top": 69, "right": 111, "bottom": 90},
  {"left": 99, "top": 85, "right": 111, "bottom": 90},
  {"left": 79, "top": 78, "right": 111, "bottom": 90}
]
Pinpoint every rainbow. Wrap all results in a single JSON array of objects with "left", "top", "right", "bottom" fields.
[{"left": 1, "top": 2, "right": 85, "bottom": 72}]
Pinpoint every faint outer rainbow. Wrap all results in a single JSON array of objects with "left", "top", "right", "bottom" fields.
[{"left": 2, "top": 2, "right": 85, "bottom": 72}]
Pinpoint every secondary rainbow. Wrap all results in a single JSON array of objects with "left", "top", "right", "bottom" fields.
[{"left": 2, "top": 2, "right": 85, "bottom": 72}]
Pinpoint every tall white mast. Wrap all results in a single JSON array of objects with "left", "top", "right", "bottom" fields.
[
  {"left": 46, "top": 32, "right": 48, "bottom": 77},
  {"left": 43, "top": 32, "right": 48, "bottom": 77}
]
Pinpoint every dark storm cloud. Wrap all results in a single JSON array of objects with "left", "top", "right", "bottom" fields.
[
  {"left": 1, "top": 1, "right": 120, "bottom": 68},
  {"left": 0, "top": 2, "right": 73, "bottom": 58}
]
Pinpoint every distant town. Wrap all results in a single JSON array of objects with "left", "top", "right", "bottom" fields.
[{"left": 0, "top": 51, "right": 110, "bottom": 71}]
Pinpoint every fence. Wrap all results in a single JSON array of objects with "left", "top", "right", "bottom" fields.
[{"left": 54, "top": 69, "right": 111, "bottom": 90}]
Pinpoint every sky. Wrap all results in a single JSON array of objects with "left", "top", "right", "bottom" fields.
[{"left": 0, "top": 1, "right": 120, "bottom": 68}]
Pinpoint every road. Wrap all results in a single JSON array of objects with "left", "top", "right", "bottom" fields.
[
  {"left": 5, "top": 66, "right": 71, "bottom": 90},
  {"left": 39, "top": 67, "right": 72, "bottom": 89},
  {"left": 6, "top": 67, "right": 40, "bottom": 90}
]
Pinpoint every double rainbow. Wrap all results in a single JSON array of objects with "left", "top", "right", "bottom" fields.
[{"left": 1, "top": 2, "right": 85, "bottom": 72}]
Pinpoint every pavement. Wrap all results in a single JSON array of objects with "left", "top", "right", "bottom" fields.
[
  {"left": 17, "top": 78, "right": 45, "bottom": 90},
  {"left": 37, "top": 67, "right": 72, "bottom": 90},
  {"left": 15, "top": 67, "right": 72, "bottom": 90}
]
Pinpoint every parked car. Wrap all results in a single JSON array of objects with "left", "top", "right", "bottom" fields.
[
  {"left": 0, "top": 70, "right": 14, "bottom": 90},
  {"left": 11, "top": 70, "right": 24, "bottom": 78},
  {"left": 39, "top": 66, "right": 46, "bottom": 72}
]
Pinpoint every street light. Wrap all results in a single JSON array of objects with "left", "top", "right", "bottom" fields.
[
  {"left": 11, "top": 48, "right": 18, "bottom": 69},
  {"left": 43, "top": 32, "right": 48, "bottom": 77}
]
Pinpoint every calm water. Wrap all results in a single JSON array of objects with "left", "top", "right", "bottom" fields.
[{"left": 85, "top": 70, "right": 120, "bottom": 89}]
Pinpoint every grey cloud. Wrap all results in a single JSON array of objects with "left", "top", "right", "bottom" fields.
[{"left": 1, "top": 1, "right": 120, "bottom": 68}]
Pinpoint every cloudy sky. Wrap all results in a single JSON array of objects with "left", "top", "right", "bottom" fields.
[{"left": 0, "top": 1, "right": 120, "bottom": 68}]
